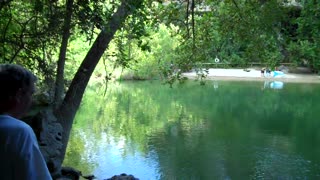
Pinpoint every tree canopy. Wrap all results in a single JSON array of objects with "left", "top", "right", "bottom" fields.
[{"left": 1, "top": 0, "right": 318, "bottom": 83}]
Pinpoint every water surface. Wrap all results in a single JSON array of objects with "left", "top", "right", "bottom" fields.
[{"left": 64, "top": 80, "right": 320, "bottom": 179}]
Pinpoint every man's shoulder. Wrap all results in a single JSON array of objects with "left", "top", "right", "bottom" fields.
[
  {"left": 0, "top": 115, "right": 33, "bottom": 134},
  {"left": 0, "top": 115, "right": 37, "bottom": 155}
]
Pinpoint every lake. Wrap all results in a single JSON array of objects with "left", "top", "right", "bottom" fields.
[{"left": 63, "top": 80, "right": 320, "bottom": 179}]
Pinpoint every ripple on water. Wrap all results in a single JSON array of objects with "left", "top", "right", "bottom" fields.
[{"left": 251, "top": 147, "right": 318, "bottom": 179}]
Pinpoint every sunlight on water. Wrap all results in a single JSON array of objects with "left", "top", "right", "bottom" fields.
[{"left": 71, "top": 131, "right": 161, "bottom": 179}]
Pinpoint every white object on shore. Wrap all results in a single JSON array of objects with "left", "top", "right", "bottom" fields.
[{"left": 214, "top": 57, "right": 220, "bottom": 63}]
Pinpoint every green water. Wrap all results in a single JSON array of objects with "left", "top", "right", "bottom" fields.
[{"left": 64, "top": 80, "right": 320, "bottom": 179}]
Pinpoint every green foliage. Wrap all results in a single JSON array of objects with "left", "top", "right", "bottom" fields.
[
  {"left": 0, "top": 0, "right": 64, "bottom": 85},
  {"left": 65, "top": 35, "right": 92, "bottom": 81},
  {"left": 86, "top": 0, "right": 319, "bottom": 84},
  {"left": 293, "top": 1, "right": 320, "bottom": 71},
  {"left": 111, "top": 23, "right": 181, "bottom": 80},
  {"left": 74, "top": 0, "right": 119, "bottom": 40},
  {"left": 214, "top": 1, "right": 284, "bottom": 63},
  {"left": 1, "top": 0, "right": 319, "bottom": 88}
]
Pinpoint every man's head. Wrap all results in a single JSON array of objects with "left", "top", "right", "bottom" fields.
[{"left": 0, "top": 64, "right": 37, "bottom": 118}]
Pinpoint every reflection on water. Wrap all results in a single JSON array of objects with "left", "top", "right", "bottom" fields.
[
  {"left": 263, "top": 81, "right": 284, "bottom": 90},
  {"left": 91, "top": 133, "right": 160, "bottom": 179},
  {"left": 64, "top": 81, "right": 320, "bottom": 179},
  {"left": 253, "top": 147, "right": 312, "bottom": 179}
]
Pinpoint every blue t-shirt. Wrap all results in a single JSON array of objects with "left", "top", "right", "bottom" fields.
[{"left": 0, "top": 115, "right": 52, "bottom": 180}]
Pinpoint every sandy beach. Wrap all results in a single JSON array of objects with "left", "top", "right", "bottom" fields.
[{"left": 182, "top": 68, "right": 320, "bottom": 83}]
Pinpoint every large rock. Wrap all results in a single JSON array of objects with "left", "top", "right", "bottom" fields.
[
  {"left": 278, "top": 65, "right": 289, "bottom": 73},
  {"left": 23, "top": 109, "right": 63, "bottom": 177},
  {"left": 105, "top": 173, "right": 139, "bottom": 180}
]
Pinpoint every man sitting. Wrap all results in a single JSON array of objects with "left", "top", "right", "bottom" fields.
[{"left": 0, "top": 64, "right": 52, "bottom": 180}]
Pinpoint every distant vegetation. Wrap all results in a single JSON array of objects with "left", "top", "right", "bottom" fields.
[{"left": 1, "top": 1, "right": 319, "bottom": 84}]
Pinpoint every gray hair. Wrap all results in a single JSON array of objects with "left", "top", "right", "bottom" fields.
[{"left": 0, "top": 64, "right": 37, "bottom": 102}]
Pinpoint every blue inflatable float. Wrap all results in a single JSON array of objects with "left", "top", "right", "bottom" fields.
[{"left": 271, "top": 71, "right": 285, "bottom": 77}]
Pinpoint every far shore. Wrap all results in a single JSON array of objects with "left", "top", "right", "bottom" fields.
[{"left": 182, "top": 68, "right": 320, "bottom": 83}]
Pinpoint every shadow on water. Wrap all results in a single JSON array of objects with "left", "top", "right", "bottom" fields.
[{"left": 64, "top": 80, "right": 320, "bottom": 179}]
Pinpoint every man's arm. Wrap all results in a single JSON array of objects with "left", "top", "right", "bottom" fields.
[{"left": 15, "top": 125, "right": 52, "bottom": 180}]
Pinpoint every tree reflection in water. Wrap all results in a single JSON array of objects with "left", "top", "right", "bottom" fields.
[{"left": 64, "top": 81, "right": 320, "bottom": 179}]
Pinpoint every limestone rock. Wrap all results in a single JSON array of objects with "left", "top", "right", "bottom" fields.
[
  {"left": 105, "top": 173, "right": 139, "bottom": 180},
  {"left": 23, "top": 109, "right": 63, "bottom": 175}
]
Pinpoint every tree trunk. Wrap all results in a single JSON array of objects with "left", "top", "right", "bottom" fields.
[
  {"left": 54, "top": 0, "right": 74, "bottom": 107},
  {"left": 54, "top": 0, "right": 143, "bottom": 166}
]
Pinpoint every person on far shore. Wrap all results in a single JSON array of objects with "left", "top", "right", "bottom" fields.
[
  {"left": 265, "top": 68, "right": 271, "bottom": 77},
  {"left": 261, "top": 68, "right": 265, "bottom": 77},
  {"left": 0, "top": 64, "right": 52, "bottom": 180}
]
